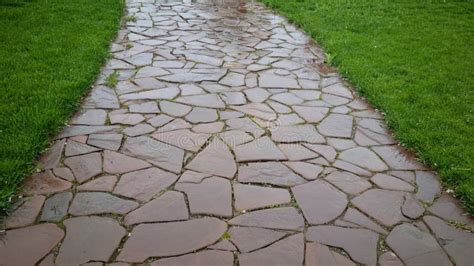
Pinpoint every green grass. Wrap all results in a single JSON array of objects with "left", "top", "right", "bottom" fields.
[
  {"left": 261, "top": 0, "right": 474, "bottom": 214},
  {"left": 0, "top": 0, "right": 123, "bottom": 215}
]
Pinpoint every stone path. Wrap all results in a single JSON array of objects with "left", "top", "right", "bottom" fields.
[{"left": 1, "top": 0, "right": 473, "bottom": 265}]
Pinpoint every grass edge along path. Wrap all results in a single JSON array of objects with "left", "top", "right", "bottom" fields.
[
  {"left": 260, "top": 0, "right": 474, "bottom": 214},
  {"left": 0, "top": 0, "right": 124, "bottom": 216}
]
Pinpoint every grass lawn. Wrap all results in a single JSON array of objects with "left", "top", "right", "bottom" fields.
[
  {"left": 0, "top": 0, "right": 123, "bottom": 215},
  {"left": 261, "top": 0, "right": 474, "bottom": 214}
]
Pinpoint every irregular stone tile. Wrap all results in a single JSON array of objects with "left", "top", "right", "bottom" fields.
[
  {"left": 123, "top": 123, "right": 155, "bottom": 136},
  {"left": 5, "top": 196, "right": 45, "bottom": 229},
  {"left": 379, "top": 252, "right": 403, "bottom": 266},
  {"left": 135, "top": 66, "right": 169, "bottom": 78},
  {"left": 185, "top": 138, "right": 236, "bottom": 179},
  {"left": 342, "top": 208, "right": 388, "bottom": 234},
  {"left": 325, "top": 171, "right": 372, "bottom": 195},
  {"left": 152, "top": 129, "right": 210, "bottom": 152},
  {"left": 23, "top": 170, "right": 72, "bottom": 195},
  {"left": 71, "top": 109, "right": 107, "bottom": 125},
  {"left": 333, "top": 159, "right": 372, "bottom": 177},
  {"left": 65, "top": 140, "right": 100, "bottom": 156},
  {"left": 117, "top": 218, "right": 227, "bottom": 262},
  {"left": 38, "top": 253, "right": 54, "bottom": 266},
  {"left": 293, "top": 106, "right": 329, "bottom": 123},
  {"left": 0, "top": 224, "right": 64, "bottom": 265},
  {"left": 109, "top": 113, "right": 145, "bottom": 126},
  {"left": 351, "top": 189, "right": 406, "bottom": 226},
  {"left": 124, "top": 191, "right": 188, "bottom": 225},
  {"left": 207, "top": 239, "right": 237, "bottom": 251},
  {"left": 229, "top": 226, "right": 286, "bottom": 253},
  {"left": 87, "top": 133, "right": 123, "bottom": 151},
  {"left": 114, "top": 167, "right": 178, "bottom": 202},
  {"left": 64, "top": 152, "right": 102, "bottom": 183},
  {"left": 123, "top": 136, "right": 184, "bottom": 174},
  {"left": 415, "top": 171, "right": 441, "bottom": 203},
  {"left": 276, "top": 113, "right": 305, "bottom": 126},
  {"left": 402, "top": 193, "right": 425, "bottom": 219},
  {"left": 306, "top": 226, "right": 378, "bottom": 265},
  {"left": 148, "top": 114, "right": 174, "bottom": 127},
  {"left": 38, "top": 139, "right": 65, "bottom": 169},
  {"left": 244, "top": 88, "right": 270, "bottom": 103},
  {"left": 372, "top": 145, "right": 427, "bottom": 170},
  {"left": 226, "top": 117, "right": 265, "bottom": 137},
  {"left": 323, "top": 83, "right": 353, "bottom": 98},
  {"left": 77, "top": 175, "right": 117, "bottom": 192},
  {"left": 185, "top": 52, "right": 223, "bottom": 66},
  {"left": 317, "top": 114, "right": 353, "bottom": 138},
  {"left": 185, "top": 107, "right": 218, "bottom": 123},
  {"left": 386, "top": 223, "right": 452, "bottom": 265},
  {"left": 176, "top": 94, "right": 225, "bottom": 108},
  {"left": 229, "top": 207, "right": 304, "bottom": 231},
  {"left": 53, "top": 167, "right": 74, "bottom": 181},
  {"left": 158, "top": 69, "right": 227, "bottom": 83},
  {"left": 270, "top": 124, "right": 324, "bottom": 143},
  {"left": 305, "top": 242, "right": 356, "bottom": 266},
  {"left": 103, "top": 150, "right": 151, "bottom": 174},
  {"left": 234, "top": 184, "right": 291, "bottom": 211},
  {"left": 303, "top": 143, "right": 337, "bottom": 162},
  {"left": 284, "top": 161, "right": 323, "bottom": 180},
  {"left": 277, "top": 144, "right": 319, "bottom": 160},
  {"left": 176, "top": 177, "right": 232, "bottom": 217},
  {"left": 83, "top": 86, "right": 120, "bottom": 109},
  {"left": 327, "top": 137, "right": 357, "bottom": 151},
  {"left": 234, "top": 136, "right": 286, "bottom": 162},
  {"left": 339, "top": 147, "right": 388, "bottom": 172},
  {"left": 292, "top": 180, "right": 347, "bottom": 224},
  {"left": 371, "top": 173, "right": 415, "bottom": 192},
  {"left": 56, "top": 216, "right": 126, "bottom": 265},
  {"left": 428, "top": 194, "right": 473, "bottom": 225},
  {"left": 40, "top": 192, "right": 72, "bottom": 222},
  {"left": 270, "top": 92, "right": 304, "bottom": 105},
  {"left": 259, "top": 74, "right": 299, "bottom": 89},
  {"left": 424, "top": 215, "right": 474, "bottom": 265},
  {"left": 220, "top": 72, "right": 245, "bottom": 87},
  {"left": 69, "top": 192, "right": 138, "bottom": 215},
  {"left": 231, "top": 103, "right": 277, "bottom": 121},
  {"left": 120, "top": 87, "right": 180, "bottom": 101},
  {"left": 239, "top": 234, "right": 304, "bottom": 266},
  {"left": 322, "top": 93, "right": 350, "bottom": 105},
  {"left": 193, "top": 121, "right": 224, "bottom": 133},
  {"left": 238, "top": 162, "right": 306, "bottom": 187},
  {"left": 151, "top": 250, "right": 233, "bottom": 266},
  {"left": 129, "top": 101, "right": 160, "bottom": 113},
  {"left": 57, "top": 125, "right": 119, "bottom": 139},
  {"left": 160, "top": 101, "right": 192, "bottom": 116},
  {"left": 158, "top": 118, "right": 192, "bottom": 132},
  {"left": 219, "top": 130, "right": 253, "bottom": 148}
]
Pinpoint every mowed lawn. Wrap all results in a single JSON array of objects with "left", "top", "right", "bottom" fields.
[
  {"left": 261, "top": 0, "right": 474, "bottom": 213},
  {"left": 0, "top": 0, "right": 123, "bottom": 214}
]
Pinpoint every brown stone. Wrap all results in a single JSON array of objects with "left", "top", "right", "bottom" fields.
[
  {"left": 234, "top": 136, "right": 286, "bottom": 162},
  {"left": 342, "top": 208, "right": 387, "bottom": 234},
  {"left": 38, "top": 139, "right": 65, "bottom": 169},
  {"left": 69, "top": 192, "right": 138, "bottom": 215},
  {"left": 229, "top": 207, "right": 304, "bottom": 231},
  {"left": 87, "top": 133, "right": 123, "bottom": 151},
  {"left": 122, "top": 123, "right": 155, "bottom": 136},
  {"left": 64, "top": 152, "right": 102, "bottom": 183},
  {"left": 284, "top": 161, "right": 323, "bottom": 180},
  {"left": 52, "top": 167, "right": 75, "bottom": 181},
  {"left": 229, "top": 226, "right": 286, "bottom": 253},
  {"left": 325, "top": 171, "right": 371, "bottom": 195},
  {"left": 305, "top": 242, "right": 356, "bottom": 266},
  {"left": 77, "top": 175, "right": 117, "bottom": 192},
  {"left": 65, "top": 140, "right": 100, "bottom": 157},
  {"left": 114, "top": 167, "right": 178, "bottom": 202},
  {"left": 152, "top": 129, "right": 210, "bottom": 152},
  {"left": 5, "top": 196, "right": 45, "bottom": 229},
  {"left": 238, "top": 162, "right": 306, "bottom": 187},
  {"left": 351, "top": 189, "right": 406, "bottom": 226},
  {"left": 207, "top": 240, "right": 237, "bottom": 251},
  {"left": 151, "top": 250, "right": 234, "bottom": 266},
  {"left": 103, "top": 150, "right": 151, "bottom": 174},
  {"left": 292, "top": 180, "right": 347, "bottom": 224},
  {"left": 23, "top": 170, "right": 72, "bottom": 195},
  {"left": 234, "top": 183, "right": 291, "bottom": 211},
  {"left": 118, "top": 217, "right": 227, "bottom": 262},
  {"left": 0, "top": 224, "right": 64, "bottom": 265},
  {"left": 56, "top": 216, "right": 126, "bottom": 265}
]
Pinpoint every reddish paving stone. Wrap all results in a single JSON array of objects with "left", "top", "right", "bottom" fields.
[
  {"left": 152, "top": 129, "right": 210, "bottom": 152},
  {"left": 38, "top": 253, "right": 55, "bottom": 266},
  {"left": 77, "top": 175, "right": 117, "bottom": 192},
  {"left": 65, "top": 140, "right": 100, "bottom": 157},
  {"left": 5, "top": 196, "right": 45, "bottom": 229},
  {"left": 40, "top": 192, "right": 73, "bottom": 222},
  {"left": 71, "top": 109, "right": 108, "bottom": 125},
  {"left": 428, "top": 194, "right": 473, "bottom": 225},
  {"left": 342, "top": 208, "right": 387, "bottom": 234},
  {"left": 317, "top": 114, "right": 353, "bottom": 138},
  {"left": 176, "top": 177, "right": 232, "bottom": 217},
  {"left": 351, "top": 189, "right": 406, "bottom": 227},
  {"left": 332, "top": 159, "right": 372, "bottom": 177},
  {"left": 231, "top": 103, "right": 277, "bottom": 121},
  {"left": 52, "top": 167, "right": 75, "bottom": 181},
  {"left": 305, "top": 242, "right": 356, "bottom": 266},
  {"left": 423, "top": 215, "right": 474, "bottom": 265},
  {"left": 117, "top": 217, "right": 227, "bottom": 262},
  {"left": 88, "top": 133, "right": 123, "bottom": 151},
  {"left": 69, "top": 192, "right": 138, "bottom": 216},
  {"left": 284, "top": 161, "right": 323, "bottom": 180},
  {"left": 64, "top": 152, "right": 102, "bottom": 183},
  {"left": 176, "top": 94, "right": 226, "bottom": 108},
  {"left": 0, "top": 224, "right": 64, "bottom": 265},
  {"left": 371, "top": 173, "right": 414, "bottom": 192},
  {"left": 219, "top": 130, "right": 253, "bottom": 147},
  {"left": 372, "top": 145, "right": 427, "bottom": 170},
  {"left": 185, "top": 138, "right": 236, "bottom": 179},
  {"left": 303, "top": 143, "right": 337, "bottom": 162},
  {"left": 278, "top": 144, "right": 319, "bottom": 160},
  {"left": 379, "top": 252, "right": 403, "bottom": 266},
  {"left": 293, "top": 106, "right": 328, "bottom": 123},
  {"left": 23, "top": 170, "right": 72, "bottom": 195},
  {"left": 103, "top": 150, "right": 151, "bottom": 174},
  {"left": 238, "top": 234, "right": 304, "bottom": 266},
  {"left": 129, "top": 101, "right": 159, "bottom": 113},
  {"left": 238, "top": 162, "right": 306, "bottom": 187},
  {"left": 229, "top": 226, "right": 286, "bottom": 253},
  {"left": 233, "top": 183, "right": 291, "bottom": 211},
  {"left": 415, "top": 171, "right": 442, "bottom": 204},
  {"left": 57, "top": 125, "right": 119, "bottom": 139},
  {"left": 124, "top": 191, "right": 188, "bottom": 225},
  {"left": 122, "top": 123, "right": 155, "bottom": 136},
  {"left": 208, "top": 240, "right": 237, "bottom": 251},
  {"left": 306, "top": 226, "right": 379, "bottom": 265},
  {"left": 401, "top": 193, "right": 425, "bottom": 219},
  {"left": 226, "top": 117, "right": 265, "bottom": 138},
  {"left": 292, "top": 180, "right": 347, "bottom": 224},
  {"left": 234, "top": 136, "right": 286, "bottom": 162},
  {"left": 38, "top": 139, "right": 65, "bottom": 170},
  {"left": 151, "top": 250, "right": 234, "bottom": 266},
  {"left": 122, "top": 136, "right": 184, "bottom": 174},
  {"left": 229, "top": 207, "right": 305, "bottom": 231},
  {"left": 325, "top": 171, "right": 371, "bottom": 195},
  {"left": 386, "top": 223, "right": 452, "bottom": 266},
  {"left": 339, "top": 147, "right": 388, "bottom": 172},
  {"left": 270, "top": 124, "right": 324, "bottom": 143},
  {"left": 110, "top": 113, "right": 145, "bottom": 125},
  {"left": 114, "top": 167, "right": 178, "bottom": 202},
  {"left": 56, "top": 216, "right": 126, "bottom": 265},
  {"left": 83, "top": 86, "right": 120, "bottom": 109}
]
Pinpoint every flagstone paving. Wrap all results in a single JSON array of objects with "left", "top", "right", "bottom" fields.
[{"left": 0, "top": 0, "right": 473, "bottom": 265}]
